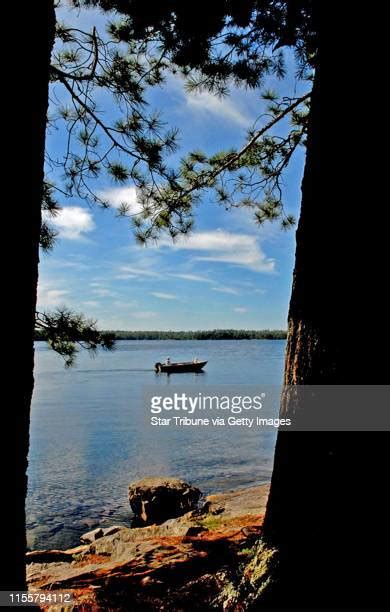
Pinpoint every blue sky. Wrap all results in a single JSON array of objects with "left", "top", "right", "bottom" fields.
[{"left": 38, "top": 4, "right": 308, "bottom": 331}]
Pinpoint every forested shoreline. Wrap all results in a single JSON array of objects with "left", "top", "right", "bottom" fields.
[{"left": 34, "top": 329, "right": 287, "bottom": 341}]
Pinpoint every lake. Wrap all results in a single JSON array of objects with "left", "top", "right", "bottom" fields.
[{"left": 27, "top": 339, "right": 286, "bottom": 550}]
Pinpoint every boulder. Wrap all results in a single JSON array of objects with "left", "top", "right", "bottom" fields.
[
  {"left": 102, "top": 525, "right": 123, "bottom": 537},
  {"left": 80, "top": 527, "right": 104, "bottom": 543},
  {"left": 26, "top": 549, "right": 74, "bottom": 564},
  {"left": 128, "top": 476, "right": 202, "bottom": 526}
]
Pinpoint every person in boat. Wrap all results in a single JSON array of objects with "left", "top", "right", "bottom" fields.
[
  {"left": 166, "top": 357, "right": 171, "bottom": 365},
  {"left": 194, "top": 357, "right": 198, "bottom": 363}
]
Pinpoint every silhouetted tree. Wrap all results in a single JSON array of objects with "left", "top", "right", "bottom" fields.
[{"left": 8, "top": 1, "right": 57, "bottom": 591}]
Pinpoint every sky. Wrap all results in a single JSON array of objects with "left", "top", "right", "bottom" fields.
[{"left": 38, "top": 4, "right": 308, "bottom": 331}]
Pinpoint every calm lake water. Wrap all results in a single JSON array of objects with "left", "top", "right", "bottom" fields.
[{"left": 27, "top": 340, "right": 286, "bottom": 550}]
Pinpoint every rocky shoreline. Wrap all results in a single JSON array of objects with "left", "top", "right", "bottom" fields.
[{"left": 27, "top": 480, "right": 272, "bottom": 610}]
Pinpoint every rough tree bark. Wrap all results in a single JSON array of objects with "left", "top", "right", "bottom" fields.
[
  {"left": 261, "top": 7, "right": 389, "bottom": 608},
  {"left": 4, "top": 0, "right": 56, "bottom": 590}
]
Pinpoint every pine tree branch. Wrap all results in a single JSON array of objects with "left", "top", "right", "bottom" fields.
[
  {"left": 183, "top": 91, "right": 311, "bottom": 199},
  {"left": 55, "top": 72, "right": 146, "bottom": 163},
  {"left": 51, "top": 27, "right": 99, "bottom": 81}
]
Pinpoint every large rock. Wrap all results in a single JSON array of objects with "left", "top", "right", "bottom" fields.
[
  {"left": 128, "top": 476, "right": 202, "bottom": 525},
  {"left": 80, "top": 527, "right": 104, "bottom": 543},
  {"left": 80, "top": 525, "right": 123, "bottom": 543}
]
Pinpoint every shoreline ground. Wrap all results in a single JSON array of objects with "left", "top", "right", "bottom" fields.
[{"left": 27, "top": 483, "right": 270, "bottom": 609}]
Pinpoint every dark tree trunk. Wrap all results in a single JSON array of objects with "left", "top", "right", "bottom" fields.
[
  {"left": 261, "top": 6, "right": 389, "bottom": 608},
  {"left": 3, "top": 0, "right": 55, "bottom": 590}
]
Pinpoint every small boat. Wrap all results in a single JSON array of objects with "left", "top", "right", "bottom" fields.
[{"left": 155, "top": 360, "right": 207, "bottom": 373}]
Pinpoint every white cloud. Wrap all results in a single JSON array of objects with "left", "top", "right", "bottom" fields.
[
  {"left": 82, "top": 300, "right": 99, "bottom": 308},
  {"left": 47, "top": 206, "right": 95, "bottom": 240},
  {"left": 212, "top": 286, "right": 240, "bottom": 295},
  {"left": 47, "top": 259, "right": 89, "bottom": 271},
  {"left": 37, "top": 286, "right": 69, "bottom": 307},
  {"left": 117, "top": 268, "right": 213, "bottom": 283},
  {"left": 151, "top": 292, "right": 178, "bottom": 300},
  {"left": 117, "top": 265, "right": 161, "bottom": 280},
  {"left": 133, "top": 311, "right": 157, "bottom": 319},
  {"left": 92, "top": 288, "right": 116, "bottom": 297},
  {"left": 98, "top": 186, "right": 141, "bottom": 213},
  {"left": 158, "top": 230, "right": 275, "bottom": 273},
  {"left": 165, "top": 73, "right": 253, "bottom": 128},
  {"left": 116, "top": 274, "right": 138, "bottom": 280},
  {"left": 233, "top": 307, "right": 248, "bottom": 313},
  {"left": 186, "top": 90, "right": 251, "bottom": 127},
  {"left": 169, "top": 273, "right": 212, "bottom": 283},
  {"left": 113, "top": 300, "right": 137, "bottom": 308}
]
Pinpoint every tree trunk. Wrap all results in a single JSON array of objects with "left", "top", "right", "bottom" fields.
[
  {"left": 261, "top": 7, "right": 389, "bottom": 608},
  {"left": 3, "top": 0, "right": 55, "bottom": 590}
]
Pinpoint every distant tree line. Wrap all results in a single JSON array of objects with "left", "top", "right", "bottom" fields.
[{"left": 34, "top": 328, "right": 287, "bottom": 341}]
